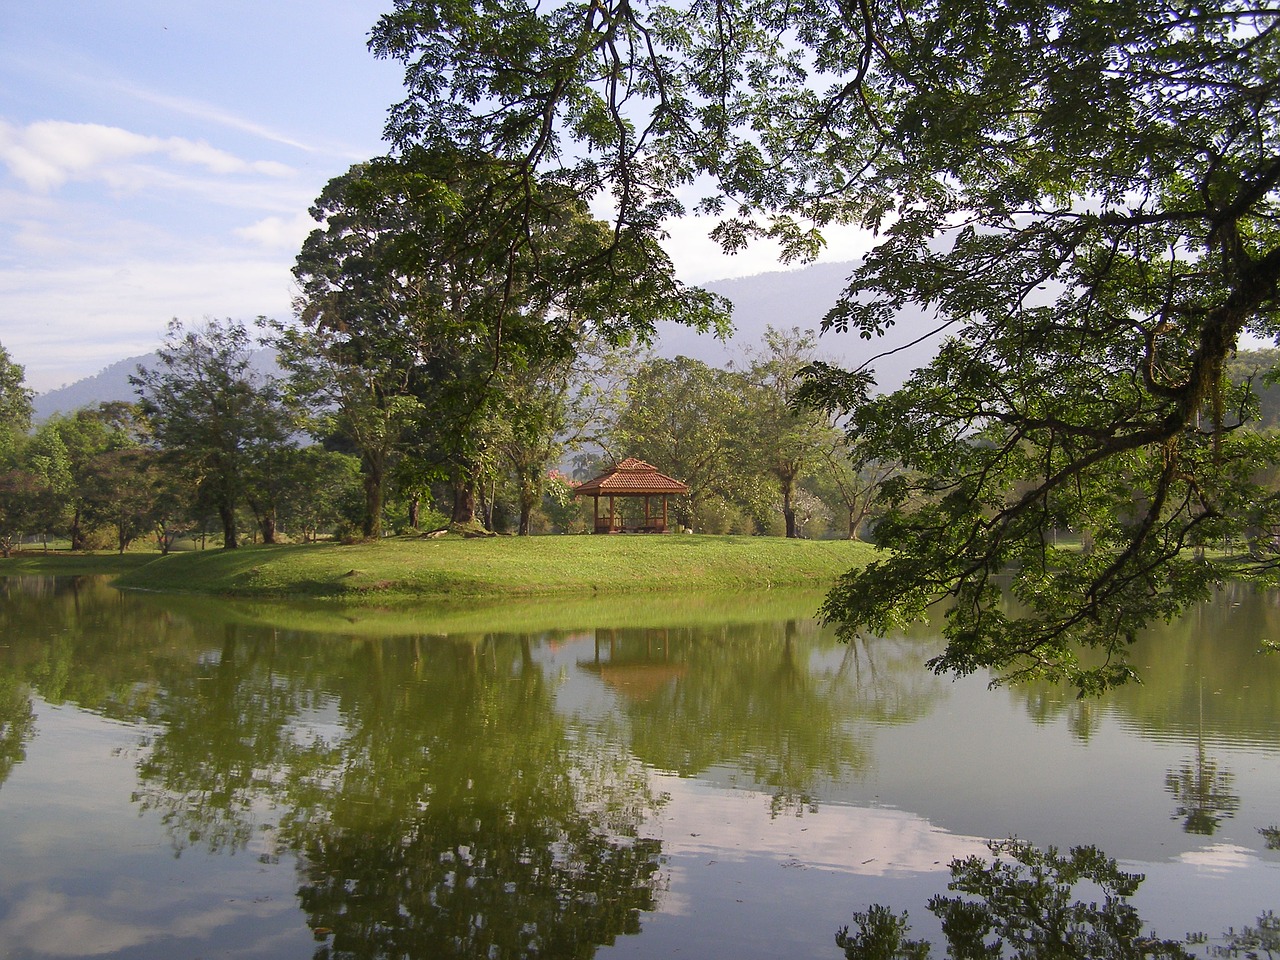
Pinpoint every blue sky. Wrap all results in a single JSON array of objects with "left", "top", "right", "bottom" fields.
[{"left": 1, "top": 2, "right": 867, "bottom": 394}]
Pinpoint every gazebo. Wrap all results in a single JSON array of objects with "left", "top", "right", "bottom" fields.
[{"left": 572, "top": 457, "right": 690, "bottom": 534}]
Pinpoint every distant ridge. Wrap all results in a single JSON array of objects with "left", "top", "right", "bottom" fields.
[
  {"left": 658, "top": 260, "right": 940, "bottom": 391},
  {"left": 33, "top": 349, "right": 279, "bottom": 422},
  {"left": 32, "top": 354, "right": 157, "bottom": 422},
  {"left": 33, "top": 260, "right": 941, "bottom": 418}
]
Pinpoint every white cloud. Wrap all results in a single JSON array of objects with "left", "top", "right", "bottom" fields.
[
  {"left": 163, "top": 136, "right": 293, "bottom": 177},
  {"left": 0, "top": 119, "right": 295, "bottom": 193},
  {"left": 235, "top": 210, "right": 317, "bottom": 250},
  {"left": 1, "top": 253, "right": 298, "bottom": 392},
  {"left": 1175, "top": 844, "right": 1259, "bottom": 874},
  {"left": 106, "top": 78, "right": 327, "bottom": 155},
  {"left": 661, "top": 215, "right": 874, "bottom": 285}
]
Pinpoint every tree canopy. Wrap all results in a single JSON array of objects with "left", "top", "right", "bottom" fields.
[
  {"left": 283, "top": 146, "right": 731, "bottom": 534},
  {"left": 370, "top": 0, "right": 1280, "bottom": 691},
  {"left": 0, "top": 343, "right": 32, "bottom": 462},
  {"left": 133, "top": 320, "right": 294, "bottom": 550}
]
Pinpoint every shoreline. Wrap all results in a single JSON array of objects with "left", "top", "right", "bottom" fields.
[{"left": 5, "top": 534, "right": 877, "bottom": 603}]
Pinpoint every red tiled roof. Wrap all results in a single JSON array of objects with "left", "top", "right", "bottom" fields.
[{"left": 572, "top": 457, "right": 690, "bottom": 496}]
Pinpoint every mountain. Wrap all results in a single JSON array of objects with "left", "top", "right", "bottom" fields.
[
  {"left": 655, "top": 260, "right": 941, "bottom": 391},
  {"left": 32, "top": 354, "right": 156, "bottom": 422},
  {"left": 32, "top": 349, "right": 280, "bottom": 422},
  {"left": 32, "top": 261, "right": 942, "bottom": 418}
]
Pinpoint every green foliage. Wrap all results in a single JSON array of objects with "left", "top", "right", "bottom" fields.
[
  {"left": 839, "top": 840, "right": 1191, "bottom": 960},
  {"left": 41, "top": 404, "right": 146, "bottom": 549},
  {"left": 0, "top": 469, "right": 39, "bottom": 558},
  {"left": 283, "top": 145, "right": 730, "bottom": 535},
  {"left": 82, "top": 447, "right": 173, "bottom": 554},
  {"left": 612, "top": 355, "right": 750, "bottom": 530},
  {"left": 0, "top": 344, "right": 37, "bottom": 555},
  {"left": 738, "top": 326, "right": 839, "bottom": 537},
  {"left": 0, "top": 342, "right": 32, "bottom": 462},
  {"left": 22, "top": 423, "right": 73, "bottom": 545},
  {"left": 543, "top": 469, "right": 586, "bottom": 533},
  {"left": 606, "top": 329, "right": 855, "bottom": 536},
  {"left": 370, "top": 0, "right": 1280, "bottom": 691},
  {"left": 1218, "top": 910, "right": 1280, "bottom": 958},
  {"left": 836, "top": 905, "right": 930, "bottom": 960},
  {"left": 279, "top": 447, "right": 364, "bottom": 542},
  {"left": 133, "top": 320, "right": 294, "bottom": 550}
]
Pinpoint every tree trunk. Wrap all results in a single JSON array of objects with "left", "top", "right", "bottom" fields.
[
  {"left": 219, "top": 501, "right": 238, "bottom": 549},
  {"left": 247, "top": 495, "right": 277, "bottom": 544},
  {"left": 516, "top": 468, "right": 542, "bottom": 535},
  {"left": 70, "top": 508, "right": 88, "bottom": 551},
  {"left": 408, "top": 496, "right": 420, "bottom": 530},
  {"left": 782, "top": 480, "right": 798, "bottom": 538},
  {"left": 451, "top": 480, "right": 476, "bottom": 524},
  {"left": 362, "top": 459, "right": 384, "bottom": 539}
]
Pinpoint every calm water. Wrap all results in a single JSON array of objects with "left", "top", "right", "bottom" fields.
[{"left": 0, "top": 575, "right": 1277, "bottom": 959}]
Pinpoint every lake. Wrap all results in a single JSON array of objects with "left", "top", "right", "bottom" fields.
[{"left": 0, "top": 575, "right": 1277, "bottom": 958}]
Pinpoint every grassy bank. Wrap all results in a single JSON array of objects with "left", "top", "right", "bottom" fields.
[
  {"left": 1, "top": 552, "right": 156, "bottom": 576},
  {"left": 107, "top": 534, "right": 876, "bottom": 601},
  {"left": 138, "top": 587, "right": 839, "bottom": 638}
]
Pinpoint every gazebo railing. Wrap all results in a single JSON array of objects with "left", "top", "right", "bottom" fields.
[{"left": 593, "top": 516, "right": 668, "bottom": 534}]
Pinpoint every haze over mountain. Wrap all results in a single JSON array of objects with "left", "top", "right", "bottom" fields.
[
  {"left": 32, "top": 350, "right": 280, "bottom": 423},
  {"left": 659, "top": 260, "right": 941, "bottom": 388},
  {"left": 33, "top": 260, "right": 942, "bottom": 420}
]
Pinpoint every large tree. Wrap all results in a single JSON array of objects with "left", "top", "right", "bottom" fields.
[
  {"left": 133, "top": 320, "right": 293, "bottom": 549},
  {"left": 371, "top": 0, "right": 1280, "bottom": 691},
  {"left": 286, "top": 147, "right": 729, "bottom": 535},
  {"left": 611, "top": 355, "right": 750, "bottom": 531},
  {"left": 738, "top": 326, "right": 835, "bottom": 538},
  {"left": 0, "top": 341, "right": 35, "bottom": 555},
  {"left": 41, "top": 403, "right": 143, "bottom": 550}
]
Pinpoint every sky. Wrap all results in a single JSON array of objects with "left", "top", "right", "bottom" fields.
[{"left": 0, "top": 2, "right": 872, "bottom": 395}]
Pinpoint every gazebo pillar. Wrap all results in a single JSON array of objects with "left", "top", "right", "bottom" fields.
[{"left": 571, "top": 458, "right": 691, "bottom": 534}]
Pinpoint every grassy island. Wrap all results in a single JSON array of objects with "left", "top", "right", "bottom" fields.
[{"left": 95, "top": 534, "right": 877, "bottom": 602}]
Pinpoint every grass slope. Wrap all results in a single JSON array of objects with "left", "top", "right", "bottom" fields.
[
  {"left": 2, "top": 552, "right": 155, "bottom": 575},
  {"left": 111, "top": 534, "right": 877, "bottom": 601},
  {"left": 143, "top": 587, "right": 838, "bottom": 638}
]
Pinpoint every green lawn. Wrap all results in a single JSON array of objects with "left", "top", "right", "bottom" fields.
[
  {"left": 101, "top": 533, "right": 877, "bottom": 601},
  {"left": 1, "top": 551, "right": 156, "bottom": 575}
]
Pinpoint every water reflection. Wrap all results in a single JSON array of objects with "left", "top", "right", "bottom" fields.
[
  {"left": 0, "top": 576, "right": 1279, "bottom": 959},
  {"left": 130, "top": 632, "right": 666, "bottom": 958},
  {"left": 1165, "top": 749, "right": 1239, "bottom": 836},
  {"left": 286, "top": 647, "right": 662, "bottom": 959},
  {"left": 0, "top": 673, "right": 33, "bottom": 788},
  {"left": 1010, "top": 581, "right": 1280, "bottom": 747},
  {"left": 585, "top": 622, "right": 944, "bottom": 815}
]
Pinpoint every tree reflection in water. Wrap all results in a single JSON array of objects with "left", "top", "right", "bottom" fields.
[
  {"left": 280, "top": 637, "right": 664, "bottom": 959},
  {"left": 126, "top": 627, "right": 665, "bottom": 959},
  {"left": 0, "top": 673, "right": 34, "bottom": 789},
  {"left": 1164, "top": 749, "right": 1239, "bottom": 836},
  {"left": 586, "top": 618, "right": 943, "bottom": 816},
  {"left": 836, "top": 840, "right": 1192, "bottom": 960},
  {"left": 5, "top": 576, "right": 1275, "bottom": 958},
  {"left": 835, "top": 839, "right": 1280, "bottom": 960},
  {"left": 1164, "top": 683, "right": 1239, "bottom": 837}
]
